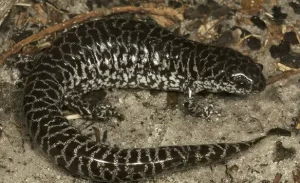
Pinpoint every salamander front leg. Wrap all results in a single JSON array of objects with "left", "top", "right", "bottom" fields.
[
  {"left": 63, "top": 92, "right": 124, "bottom": 121},
  {"left": 183, "top": 87, "right": 214, "bottom": 118}
]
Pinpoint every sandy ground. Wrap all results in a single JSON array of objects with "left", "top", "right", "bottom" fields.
[{"left": 0, "top": 0, "right": 300, "bottom": 183}]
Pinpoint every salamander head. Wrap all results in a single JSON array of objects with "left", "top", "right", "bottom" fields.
[
  {"left": 221, "top": 62, "right": 266, "bottom": 95},
  {"left": 194, "top": 50, "right": 266, "bottom": 95}
]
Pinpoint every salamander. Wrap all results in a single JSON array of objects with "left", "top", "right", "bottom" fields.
[{"left": 20, "top": 18, "right": 266, "bottom": 182}]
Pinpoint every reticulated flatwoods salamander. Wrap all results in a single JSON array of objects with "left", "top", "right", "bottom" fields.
[{"left": 18, "top": 18, "right": 267, "bottom": 182}]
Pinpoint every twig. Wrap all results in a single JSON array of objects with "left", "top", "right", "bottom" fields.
[
  {"left": 267, "top": 70, "right": 300, "bottom": 85},
  {"left": 14, "top": 3, "right": 32, "bottom": 7},
  {"left": 33, "top": 3, "right": 48, "bottom": 25},
  {"left": 0, "top": 6, "right": 183, "bottom": 65}
]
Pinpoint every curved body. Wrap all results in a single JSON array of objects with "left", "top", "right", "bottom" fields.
[{"left": 23, "top": 19, "right": 266, "bottom": 182}]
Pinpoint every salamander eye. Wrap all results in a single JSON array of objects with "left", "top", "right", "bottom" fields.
[
  {"left": 236, "top": 80, "right": 247, "bottom": 87},
  {"left": 231, "top": 74, "right": 252, "bottom": 87}
]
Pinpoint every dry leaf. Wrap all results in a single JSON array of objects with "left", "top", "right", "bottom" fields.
[{"left": 241, "top": 0, "right": 264, "bottom": 14}]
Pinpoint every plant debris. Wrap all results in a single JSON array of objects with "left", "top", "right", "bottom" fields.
[
  {"left": 270, "top": 41, "right": 300, "bottom": 69},
  {"left": 272, "top": 6, "right": 287, "bottom": 25},
  {"left": 283, "top": 31, "right": 299, "bottom": 45},
  {"left": 289, "top": 2, "right": 300, "bottom": 14},
  {"left": 231, "top": 26, "right": 261, "bottom": 50},
  {"left": 270, "top": 41, "right": 290, "bottom": 59},
  {"left": 241, "top": 0, "right": 264, "bottom": 14},
  {"left": 250, "top": 16, "right": 267, "bottom": 30},
  {"left": 267, "top": 70, "right": 300, "bottom": 85}
]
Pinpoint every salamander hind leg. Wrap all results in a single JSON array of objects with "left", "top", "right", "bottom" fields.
[
  {"left": 7, "top": 54, "right": 42, "bottom": 88},
  {"left": 8, "top": 54, "right": 41, "bottom": 78},
  {"left": 63, "top": 91, "right": 124, "bottom": 121}
]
